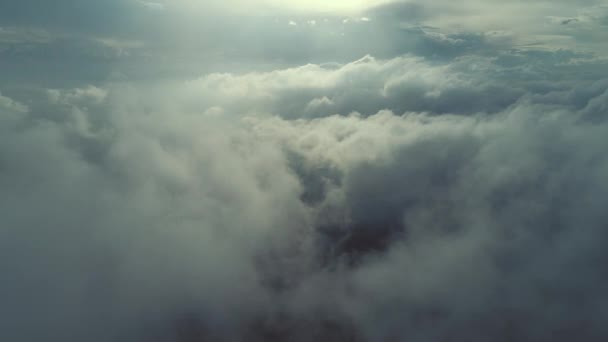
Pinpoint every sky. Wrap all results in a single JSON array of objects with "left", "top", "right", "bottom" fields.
[{"left": 1, "top": 1, "right": 608, "bottom": 341}]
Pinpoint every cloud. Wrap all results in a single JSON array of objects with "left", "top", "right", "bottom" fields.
[
  {"left": 0, "top": 86, "right": 314, "bottom": 341},
  {"left": 1, "top": 46, "right": 608, "bottom": 340},
  {"left": 1, "top": 1, "right": 608, "bottom": 341},
  {"left": 4, "top": 0, "right": 605, "bottom": 91},
  {"left": 0, "top": 91, "right": 28, "bottom": 112},
  {"left": 165, "top": 51, "right": 608, "bottom": 120},
  {"left": 365, "top": 0, "right": 608, "bottom": 53}
]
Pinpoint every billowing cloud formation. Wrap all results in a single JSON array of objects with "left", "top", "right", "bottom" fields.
[
  {"left": 141, "top": 51, "right": 608, "bottom": 120},
  {"left": 2, "top": 48, "right": 608, "bottom": 341},
  {"left": 2, "top": 0, "right": 608, "bottom": 341}
]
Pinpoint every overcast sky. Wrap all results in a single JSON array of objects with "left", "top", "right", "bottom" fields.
[{"left": 2, "top": 1, "right": 608, "bottom": 341}]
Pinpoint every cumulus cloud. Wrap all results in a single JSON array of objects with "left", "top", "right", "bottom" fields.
[
  {"left": 2, "top": 48, "right": 608, "bottom": 340},
  {"left": 0, "top": 87, "right": 314, "bottom": 341},
  {"left": 163, "top": 51, "right": 608, "bottom": 120}
]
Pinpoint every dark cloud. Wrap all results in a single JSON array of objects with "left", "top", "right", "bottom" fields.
[{"left": 561, "top": 18, "right": 579, "bottom": 25}]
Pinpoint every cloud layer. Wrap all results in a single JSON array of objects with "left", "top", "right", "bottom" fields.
[
  {"left": 2, "top": 49, "right": 608, "bottom": 340},
  {"left": 1, "top": 1, "right": 608, "bottom": 341}
]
